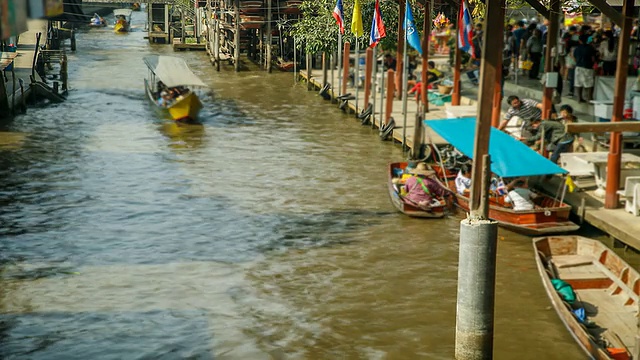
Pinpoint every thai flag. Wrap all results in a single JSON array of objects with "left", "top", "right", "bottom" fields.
[
  {"left": 457, "top": 0, "right": 475, "bottom": 57},
  {"left": 332, "top": 0, "right": 345, "bottom": 35},
  {"left": 369, "top": 0, "right": 386, "bottom": 48}
]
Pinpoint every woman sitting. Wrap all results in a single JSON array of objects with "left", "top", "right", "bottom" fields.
[{"left": 403, "top": 163, "right": 447, "bottom": 207}]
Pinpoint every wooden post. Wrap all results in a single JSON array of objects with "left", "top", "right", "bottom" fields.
[
  {"left": 491, "top": 2, "right": 506, "bottom": 127},
  {"left": 306, "top": 51, "right": 312, "bottom": 90},
  {"left": 421, "top": 0, "right": 431, "bottom": 113},
  {"left": 0, "top": 67, "right": 8, "bottom": 114},
  {"left": 234, "top": 0, "right": 240, "bottom": 72},
  {"left": 395, "top": 0, "right": 405, "bottom": 100},
  {"left": 605, "top": 0, "right": 633, "bottom": 209},
  {"left": 385, "top": 69, "right": 395, "bottom": 125},
  {"left": 181, "top": 9, "right": 185, "bottom": 42},
  {"left": 364, "top": 48, "right": 373, "bottom": 107},
  {"left": 214, "top": 8, "right": 221, "bottom": 71},
  {"left": 469, "top": 0, "right": 503, "bottom": 218},
  {"left": 322, "top": 52, "right": 329, "bottom": 86},
  {"left": 266, "top": 0, "right": 272, "bottom": 72},
  {"left": 61, "top": 54, "right": 68, "bottom": 92},
  {"left": 452, "top": 27, "right": 462, "bottom": 105},
  {"left": 342, "top": 42, "right": 350, "bottom": 95},
  {"left": 541, "top": 0, "right": 559, "bottom": 119}
]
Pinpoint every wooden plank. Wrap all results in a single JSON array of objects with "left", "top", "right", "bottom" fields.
[
  {"left": 522, "top": 0, "right": 550, "bottom": 20},
  {"left": 566, "top": 121, "right": 640, "bottom": 133},
  {"left": 553, "top": 255, "right": 593, "bottom": 268}
]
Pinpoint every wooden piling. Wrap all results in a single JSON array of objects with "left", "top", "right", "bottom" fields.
[
  {"left": 605, "top": 0, "right": 634, "bottom": 209},
  {"left": 541, "top": 0, "right": 559, "bottom": 120},
  {"left": 364, "top": 48, "right": 373, "bottom": 107},
  {"left": 421, "top": 0, "right": 431, "bottom": 113},
  {"left": 395, "top": 0, "right": 405, "bottom": 100},
  {"left": 234, "top": 0, "right": 240, "bottom": 72},
  {"left": 266, "top": 0, "right": 272, "bottom": 72},
  {"left": 322, "top": 52, "right": 329, "bottom": 86},
  {"left": 385, "top": 69, "right": 395, "bottom": 124},
  {"left": 342, "top": 42, "right": 350, "bottom": 95}
]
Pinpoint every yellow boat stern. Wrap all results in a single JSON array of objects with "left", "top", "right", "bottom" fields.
[
  {"left": 167, "top": 92, "right": 202, "bottom": 121},
  {"left": 114, "top": 21, "right": 128, "bottom": 33}
]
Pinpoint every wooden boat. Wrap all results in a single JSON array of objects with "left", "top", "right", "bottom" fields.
[
  {"left": 533, "top": 236, "right": 640, "bottom": 360},
  {"left": 432, "top": 164, "right": 578, "bottom": 234},
  {"left": 89, "top": 13, "right": 107, "bottom": 27},
  {"left": 143, "top": 55, "right": 207, "bottom": 122},
  {"left": 275, "top": 57, "right": 295, "bottom": 72},
  {"left": 425, "top": 118, "right": 580, "bottom": 235},
  {"left": 240, "top": 15, "right": 265, "bottom": 29},
  {"left": 388, "top": 162, "right": 447, "bottom": 218},
  {"left": 131, "top": 2, "right": 141, "bottom": 11},
  {"left": 239, "top": 0, "right": 263, "bottom": 13},
  {"left": 113, "top": 8, "right": 133, "bottom": 33},
  {"left": 283, "top": 0, "right": 303, "bottom": 14}
]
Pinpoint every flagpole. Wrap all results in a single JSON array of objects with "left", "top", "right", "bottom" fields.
[
  {"left": 378, "top": 61, "right": 385, "bottom": 135},
  {"left": 337, "top": 33, "right": 343, "bottom": 96},
  {"left": 371, "top": 46, "right": 377, "bottom": 129},
  {"left": 401, "top": 21, "right": 409, "bottom": 153},
  {"left": 355, "top": 38, "right": 360, "bottom": 115}
]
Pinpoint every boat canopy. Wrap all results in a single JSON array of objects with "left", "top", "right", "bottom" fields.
[
  {"left": 113, "top": 9, "right": 133, "bottom": 18},
  {"left": 424, "top": 117, "right": 568, "bottom": 177},
  {"left": 143, "top": 55, "right": 207, "bottom": 88}
]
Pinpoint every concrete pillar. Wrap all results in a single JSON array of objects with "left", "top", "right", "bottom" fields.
[{"left": 455, "top": 218, "right": 499, "bottom": 360}]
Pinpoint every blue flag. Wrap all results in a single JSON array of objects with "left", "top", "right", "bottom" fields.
[{"left": 403, "top": 0, "right": 422, "bottom": 55}]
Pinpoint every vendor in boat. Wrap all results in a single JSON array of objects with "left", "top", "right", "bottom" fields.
[
  {"left": 503, "top": 177, "right": 538, "bottom": 211},
  {"left": 403, "top": 163, "right": 447, "bottom": 207},
  {"left": 455, "top": 164, "right": 472, "bottom": 195}
]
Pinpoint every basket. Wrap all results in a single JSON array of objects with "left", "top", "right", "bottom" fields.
[{"left": 438, "top": 85, "right": 453, "bottom": 95}]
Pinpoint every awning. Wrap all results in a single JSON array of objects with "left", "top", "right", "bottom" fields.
[
  {"left": 143, "top": 55, "right": 208, "bottom": 88},
  {"left": 424, "top": 118, "right": 568, "bottom": 177}
]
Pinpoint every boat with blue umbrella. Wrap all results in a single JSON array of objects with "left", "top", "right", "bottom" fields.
[{"left": 424, "top": 117, "right": 580, "bottom": 235}]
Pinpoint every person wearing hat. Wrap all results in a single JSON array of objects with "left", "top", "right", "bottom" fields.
[{"left": 403, "top": 163, "right": 447, "bottom": 207}]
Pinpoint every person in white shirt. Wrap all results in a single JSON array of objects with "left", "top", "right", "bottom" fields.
[
  {"left": 455, "top": 164, "right": 472, "bottom": 195},
  {"left": 503, "top": 177, "right": 538, "bottom": 211}
]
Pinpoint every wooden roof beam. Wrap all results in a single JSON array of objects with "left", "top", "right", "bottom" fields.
[
  {"left": 522, "top": 0, "right": 550, "bottom": 19},
  {"left": 566, "top": 121, "right": 640, "bottom": 133},
  {"left": 588, "top": 0, "right": 623, "bottom": 25}
]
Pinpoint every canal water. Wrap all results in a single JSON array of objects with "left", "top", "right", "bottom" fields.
[{"left": 1, "top": 10, "right": 637, "bottom": 360}]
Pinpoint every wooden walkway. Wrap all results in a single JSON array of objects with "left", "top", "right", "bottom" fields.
[
  {"left": 300, "top": 67, "right": 480, "bottom": 150},
  {"left": 300, "top": 65, "right": 640, "bottom": 250}
]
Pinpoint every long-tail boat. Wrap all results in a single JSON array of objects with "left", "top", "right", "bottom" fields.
[
  {"left": 388, "top": 162, "right": 448, "bottom": 218},
  {"left": 143, "top": 56, "right": 207, "bottom": 122},
  {"left": 113, "top": 8, "right": 133, "bottom": 33},
  {"left": 533, "top": 236, "right": 640, "bottom": 360},
  {"left": 425, "top": 118, "right": 580, "bottom": 235}
]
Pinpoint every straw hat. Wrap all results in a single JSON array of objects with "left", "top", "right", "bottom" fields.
[{"left": 409, "top": 162, "right": 435, "bottom": 177}]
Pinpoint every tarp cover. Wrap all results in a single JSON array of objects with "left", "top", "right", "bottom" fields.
[
  {"left": 143, "top": 55, "right": 207, "bottom": 88},
  {"left": 113, "top": 8, "right": 133, "bottom": 18},
  {"left": 424, "top": 117, "right": 568, "bottom": 177}
]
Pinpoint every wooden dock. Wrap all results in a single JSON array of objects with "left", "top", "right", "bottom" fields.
[
  {"left": 300, "top": 66, "right": 479, "bottom": 150},
  {"left": 300, "top": 64, "right": 640, "bottom": 250},
  {"left": 172, "top": 38, "right": 206, "bottom": 51}
]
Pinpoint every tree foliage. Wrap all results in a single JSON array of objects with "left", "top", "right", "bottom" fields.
[{"left": 290, "top": 0, "right": 427, "bottom": 54}]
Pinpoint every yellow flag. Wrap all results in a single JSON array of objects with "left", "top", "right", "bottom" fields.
[
  {"left": 566, "top": 175, "right": 576, "bottom": 193},
  {"left": 351, "top": 0, "right": 364, "bottom": 37}
]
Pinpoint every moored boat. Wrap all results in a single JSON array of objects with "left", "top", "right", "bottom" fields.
[
  {"left": 425, "top": 118, "right": 580, "bottom": 235},
  {"left": 113, "top": 8, "right": 133, "bottom": 33},
  {"left": 533, "top": 236, "right": 640, "bottom": 360},
  {"left": 388, "top": 162, "right": 448, "bottom": 218},
  {"left": 143, "top": 55, "right": 207, "bottom": 122}
]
